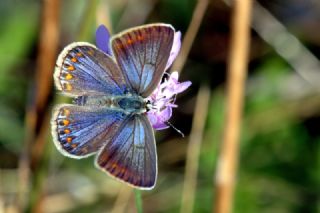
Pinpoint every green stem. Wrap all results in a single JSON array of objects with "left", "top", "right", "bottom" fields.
[{"left": 134, "top": 189, "right": 143, "bottom": 213}]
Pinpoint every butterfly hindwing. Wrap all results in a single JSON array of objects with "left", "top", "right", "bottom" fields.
[
  {"left": 111, "top": 24, "right": 175, "bottom": 97},
  {"left": 54, "top": 42, "right": 128, "bottom": 96},
  {"left": 96, "top": 114, "right": 157, "bottom": 189},
  {"left": 51, "top": 104, "right": 127, "bottom": 158}
]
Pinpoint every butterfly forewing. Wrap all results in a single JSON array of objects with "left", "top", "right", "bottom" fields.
[
  {"left": 111, "top": 24, "right": 175, "bottom": 97},
  {"left": 96, "top": 114, "right": 157, "bottom": 189},
  {"left": 51, "top": 104, "right": 127, "bottom": 158},
  {"left": 54, "top": 42, "right": 128, "bottom": 96}
]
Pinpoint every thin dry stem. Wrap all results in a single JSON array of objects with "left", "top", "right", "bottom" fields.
[
  {"left": 115, "top": 0, "right": 157, "bottom": 32},
  {"left": 252, "top": 1, "right": 320, "bottom": 90},
  {"left": 18, "top": 0, "right": 60, "bottom": 211},
  {"left": 214, "top": 0, "right": 252, "bottom": 213},
  {"left": 96, "top": 0, "right": 113, "bottom": 33},
  {"left": 180, "top": 85, "right": 211, "bottom": 213},
  {"left": 110, "top": 186, "right": 133, "bottom": 213},
  {"left": 172, "top": 0, "right": 209, "bottom": 72}
]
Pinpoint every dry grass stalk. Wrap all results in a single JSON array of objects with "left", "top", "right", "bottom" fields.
[
  {"left": 181, "top": 85, "right": 211, "bottom": 213},
  {"left": 214, "top": 0, "right": 252, "bottom": 212}
]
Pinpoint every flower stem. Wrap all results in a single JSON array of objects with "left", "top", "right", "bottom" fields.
[
  {"left": 134, "top": 189, "right": 143, "bottom": 213},
  {"left": 214, "top": 0, "right": 252, "bottom": 212},
  {"left": 181, "top": 85, "right": 211, "bottom": 213}
]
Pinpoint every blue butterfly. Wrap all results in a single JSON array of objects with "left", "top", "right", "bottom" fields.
[{"left": 51, "top": 24, "right": 175, "bottom": 189}]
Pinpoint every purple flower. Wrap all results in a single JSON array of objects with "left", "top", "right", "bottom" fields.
[
  {"left": 96, "top": 25, "right": 111, "bottom": 55},
  {"left": 95, "top": 25, "right": 191, "bottom": 130},
  {"left": 165, "top": 31, "right": 181, "bottom": 70},
  {"left": 146, "top": 71, "right": 191, "bottom": 130}
]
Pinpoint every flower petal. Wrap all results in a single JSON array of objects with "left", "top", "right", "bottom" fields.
[
  {"left": 170, "top": 71, "right": 179, "bottom": 82},
  {"left": 153, "top": 123, "right": 170, "bottom": 130},
  {"left": 163, "top": 79, "right": 192, "bottom": 98},
  {"left": 146, "top": 112, "right": 158, "bottom": 125},
  {"left": 95, "top": 25, "right": 111, "bottom": 55},
  {"left": 147, "top": 112, "right": 169, "bottom": 130},
  {"left": 165, "top": 31, "right": 181, "bottom": 70},
  {"left": 159, "top": 106, "right": 172, "bottom": 121},
  {"left": 173, "top": 81, "right": 192, "bottom": 94},
  {"left": 147, "top": 107, "right": 173, "bottom": 130}
]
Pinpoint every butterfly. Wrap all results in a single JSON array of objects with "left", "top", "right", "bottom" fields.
[{"left": 51, "top": 24, "right": 176, "bottom": 189}]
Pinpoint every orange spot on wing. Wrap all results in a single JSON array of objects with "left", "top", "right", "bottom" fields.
[
  {"left": 64, "top": 83, "right": 72, "bottom": 91},
  {"left": 120, "top": 168, "right": 126, "bottom": 175},
  {"left": 81, "top": 147, "right": 88, "bottom": 153},
  {"left": 61, "top": 119, "right": 70, "bottom": 126},
  {"left": 67, "top": 137, "right": 73, "bottom": 143},
  {"left": 137, "top": 35, "right": 143, "bottom": 41},
  {"left": 71, "top": 57, "right": 77, "bottom": 62},
  {"left": 115, "top": 39, "right": 125, "bottom": 49},
  {"left": 63, "top": 108, "right": 70, "bottom": 116},
  {"left": 65, "top": 73, "right": 73, "bottom": 80},
  {"left": 127, "top": 39, "right": 133, "bottom": 45},
  {"left": 64, "top": 129, "right": 71, "bottom": 134},
  {"left": 76, "top": 52, "right": 83, "bottom": 57},
  {"left": 87, "top": 50, "right": 94, "bottom": 55},
  {"left": 71, "top": 144, "right": 77, "bottom": 148},
  {"left": 67, "top": 65, "right": 75, "bottom": 71}
]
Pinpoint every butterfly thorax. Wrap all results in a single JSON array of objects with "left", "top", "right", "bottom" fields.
[{"left": 73, "top": 95, "right": 147, "bottom": 114}]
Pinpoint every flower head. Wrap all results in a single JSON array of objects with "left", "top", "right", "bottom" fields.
[
  {"left": 95, "top": 25, "right": 191, "bottom": 130},
  {"left": 146, "top": 71, "right": 191, "bottom": 130}
]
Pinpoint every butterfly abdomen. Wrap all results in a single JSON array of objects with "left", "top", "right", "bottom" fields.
[{"left": 73, "top": 95, "right": 146, "bottom": 114}]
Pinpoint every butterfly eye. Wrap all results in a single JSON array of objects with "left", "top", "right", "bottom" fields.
[{"left": 145, "top": 100, "right": 152, "bottom": 111}]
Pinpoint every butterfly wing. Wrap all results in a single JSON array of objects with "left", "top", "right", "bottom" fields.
[
  {"left": 96, "top": 114, "right": 157, "bottom": 189},
  {"left": 111, "top": 24, "right": 175, "bottom": 97},
  {"left": 54, "top": 42, "right": 127, "bottom": 96},
  {"left": 51, "top": 104, "right": 127, "bottom": 158}
]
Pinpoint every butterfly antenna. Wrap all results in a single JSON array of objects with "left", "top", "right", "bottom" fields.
[{"left": 166, "top": 121, "right": 185, "bottom": 137}]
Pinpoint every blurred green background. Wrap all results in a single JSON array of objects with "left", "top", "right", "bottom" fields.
[{"left": 0, "top": 0, "right": 319, "bottom": 212}]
